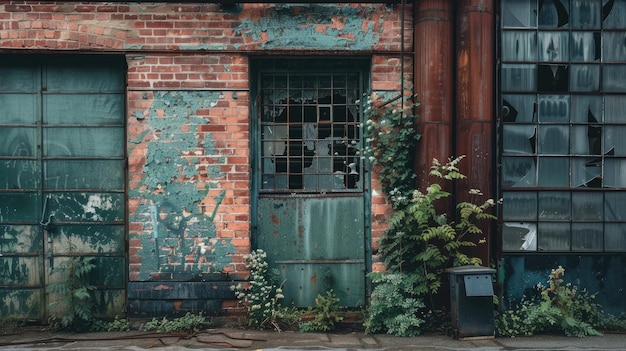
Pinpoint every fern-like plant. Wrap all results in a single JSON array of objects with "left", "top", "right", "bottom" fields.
[{"left": 47, "top": 255, "right": 97, "bottom": 331}]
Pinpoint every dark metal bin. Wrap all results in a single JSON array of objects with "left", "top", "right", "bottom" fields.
[{"left": 446, "top": 265, "right": 496, "bottom": 340}]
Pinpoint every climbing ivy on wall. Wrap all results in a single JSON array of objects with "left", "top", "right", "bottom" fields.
[{"left": 129, "top": 91, "right": 234, "bottom": 280}]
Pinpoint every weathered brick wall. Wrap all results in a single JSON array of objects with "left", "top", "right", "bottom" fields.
[{"left": 0, "top": 1, "right": 412, "bottom": 314}]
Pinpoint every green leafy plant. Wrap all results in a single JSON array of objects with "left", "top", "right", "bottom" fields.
[
  {"left": 140, "top": 312, "right": 211, "bottom": 334},
  {"left": 47, "top": 254, "right": 97, "bottom": 331},
  {"left": 88, "top": 316, "right": 132, "bottom": 332},
  {"left": 364, "top": 272, "right": 425, "bottom": 336},
  {"left": 496, "top": 266, "right": 603, "bottom": 337},
  {"left": 231, "top": 249, "right": 294, "bottom": 331},
  {"left": 300, "top": 289, "right": 344, "bottom": 332},
  {"left": 361, "top": 93, "right": 420, "bottom": 201}
]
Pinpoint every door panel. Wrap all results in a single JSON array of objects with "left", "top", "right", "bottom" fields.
[
  {"left": 257, "top": 195, "right": 366, "bottom": 307},
  {"left": 0, "top": 56, "right": 126, "bottom": 321}
]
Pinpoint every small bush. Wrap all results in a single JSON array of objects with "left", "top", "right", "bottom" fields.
[
  {"left": 300, "top": 290, "right": 343, "bottom": 332},
  {"left": 140, "top": 312, "right": 211, "bottom": 334}
]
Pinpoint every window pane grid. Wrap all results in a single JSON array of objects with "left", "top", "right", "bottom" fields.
[
  {"left": 501, "top": 0, "right": 626, "bottom": 252},
  {"left": 259, "top": 67, "right": 363, "bottom": 193}
]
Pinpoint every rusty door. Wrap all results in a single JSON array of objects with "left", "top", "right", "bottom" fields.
[
  {"left": 0, "top": 56, "right": 126, "bottom": 321},
  {"left": 252, "top": 59, "right": 370, "bottom": 308}
]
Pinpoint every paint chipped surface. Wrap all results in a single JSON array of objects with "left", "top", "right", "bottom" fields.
[
  {"left": 237, "top": 4, "right": 381, "bottom": 50},
  {"left": 129, "top": 91, "right": 235, "bottom": 281}
]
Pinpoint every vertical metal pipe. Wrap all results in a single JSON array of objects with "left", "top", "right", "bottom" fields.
[
  {"left": 455, "top": 0, "right": 495, "bottom": 265},
  {"left": 413, "top": 0, "right": 455, "bottom": 192}
]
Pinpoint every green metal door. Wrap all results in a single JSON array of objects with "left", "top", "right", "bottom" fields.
[
  {"left": 0, "top": 56, "right": 126, "bottom": 321},
  {"left": 252, "top": 58, "right": 370, "bottom": 308}
]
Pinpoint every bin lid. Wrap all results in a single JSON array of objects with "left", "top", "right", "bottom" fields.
[{"left": 445, "top": 265, "right": 496, "bottom": 275}]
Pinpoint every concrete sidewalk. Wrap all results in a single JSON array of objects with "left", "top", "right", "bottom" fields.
[{"left": 1, "top": 328, "right": 625, "bottom": 350}]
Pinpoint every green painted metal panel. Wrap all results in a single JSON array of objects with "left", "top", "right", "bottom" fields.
[
  {"left": 0, "top": 94, "right": 39, "bottom": 124},
  {"left": 44, "top": 94, "right": 125, "bottom": 125},
  {"left": 0, "top": 289, "right": 41, "bottom": 319},
  {"left": 43, "top": 160, "right": 124, "bottom": 191},
  {"left": 0, "top": 161, "right": 40, "bottom": 191},
  {"left": 257, "top": 196, "right": 365, "bottom": 307},
  {"left": 0, "top": 66, "right": 38, "bottom": 92},
  {"left": 50, "top": 225, "right": 124, "bottom": 255},
  {"left": 46, "top": 193, "right": 125, "bottom": 223},
  {"left": 0, "top": 256, "right": 42, "bottom": 286},
  {"left": 0, "top": 193, "right": 40, "bottom": 223},
  {"left": 0, "top": 225, "right": 42, "bottom": 254},
  {"left": 46, "top": 65, "right": 125, "bottom": 92},
  {"left": 0, "top": 55, "right": 126, "bottom": 321},
  {"left": 0, "top": 127, "right": 37, "bottom": 156}
]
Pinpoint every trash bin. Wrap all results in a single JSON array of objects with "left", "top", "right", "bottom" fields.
[{"left": 445, "top": 265, "right": 496, "bottom": 340}]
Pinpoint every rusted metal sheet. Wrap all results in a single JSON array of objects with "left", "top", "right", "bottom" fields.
[
  {"left": 257, "top": 196, "right": 366, "bottom": 307},
  {"left": 455, "top": 0, "right": 495, "bottom": 266},
  {"left": 414, "top": 0, "right": 455, "bottom": 191}
]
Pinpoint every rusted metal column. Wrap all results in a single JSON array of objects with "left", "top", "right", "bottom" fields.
[
  {"left": 413, "top": 0, "right": 454, "bottom": 191},
  {"left": 455, "top": 0, "right": 495, "bottom": 265}
]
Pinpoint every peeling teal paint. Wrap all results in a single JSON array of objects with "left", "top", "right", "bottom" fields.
[
  {"left": 129, "top": 91, "right": 234, "bottom": 281},
  {"left": 237, "top": 4, "right": 380, "bottom": 50}
]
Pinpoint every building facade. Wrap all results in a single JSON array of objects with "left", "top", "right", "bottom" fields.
[{"left": 0, "top": 0, "right": 624, "bottom": 321}]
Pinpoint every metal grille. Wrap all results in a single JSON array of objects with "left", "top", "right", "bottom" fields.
[{"left": 259, "top": 67, "right": 364, "bottom": 193}]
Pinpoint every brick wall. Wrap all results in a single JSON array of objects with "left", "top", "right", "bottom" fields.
[{"left": 0, "top": 1, "right": 412, "bottom": 315}]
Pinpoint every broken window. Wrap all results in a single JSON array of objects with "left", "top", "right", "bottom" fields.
[
  {"left": 500, "top": 0, "right": 626, "bottom": 252},
  {"left": 255, "top": 59, "right": 366, "bottom": 193}
]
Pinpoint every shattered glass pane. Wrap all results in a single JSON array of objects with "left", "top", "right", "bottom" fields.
[
  {"left": 502, "top": 0, "right": 536, "bottom": 28},
  {"left": 537, "top": 64, "right": 569, "bottom": 92},
  {"left": 502, "top": 156, "right": 537, "bottom": 186},
  {"left": 571, "top": 125, "right": 601, "bottom": 155},
  {"left": 572, "top": 158, "right": 602, "bottom": 187},
  {"left": 502, "top": 94, "right": 537, "bottom": 122},
  {"left": 503, "top": 222, "right": 537, "bottom": 251},
  {"left": 603, "top": 0, "right": 626, "bottom": 29},
  {"left": 538, "top": 0, "right": 570, "bottom": 28},
  {"left": 570, "top": 95, "right": 602, "bottom": 123},
  {"left": 605, "top": 126, "right": 626, "bottom": 155},
  {"left": 503, "top": 125, "right": 536, "bottom": 154}
]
